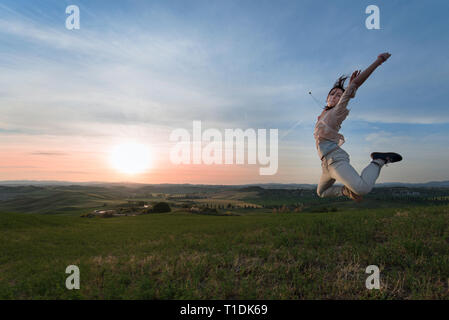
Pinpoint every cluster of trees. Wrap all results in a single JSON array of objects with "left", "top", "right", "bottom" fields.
[
  {"left": 179, "top": 202, "right": 259, "bottom": 210},
  {"left": 152, "top": 202, "right": 171, "bottom": 213},
  {"left": 201, "top": 203, "right": 259, "bottom": 209},
  {"left": 117, "top": 201, "right": 171, "bottom": 214},
  {"left": 369, "top": 194, "right": 449, "bottom": 204},
  {"left": 189, "top": 206, "right": 218, "bottom": 215},
  {"left": 271, "top": 203, "right": 304, "bottom": 213}
]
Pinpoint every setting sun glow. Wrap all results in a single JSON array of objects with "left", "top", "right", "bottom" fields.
[{"left": 109, "top": 142, "right": 152, "bottom": 175}]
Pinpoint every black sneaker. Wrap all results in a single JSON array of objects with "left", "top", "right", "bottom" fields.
[{"left": 370, "top": 152, "right": 403, "bottom": 164}]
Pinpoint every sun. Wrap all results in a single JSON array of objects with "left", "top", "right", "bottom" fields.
[{"left": 109, "top": 142, "right": 152, "bottom": 174}]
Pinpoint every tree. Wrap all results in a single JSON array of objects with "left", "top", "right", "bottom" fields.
[{"left": 152, "top": 202, "right": 171, "bottom": 213}]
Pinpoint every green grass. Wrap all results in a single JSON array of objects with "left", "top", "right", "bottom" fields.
[{"left": 0, "top": 205, "right": 448, "bottom": 299}]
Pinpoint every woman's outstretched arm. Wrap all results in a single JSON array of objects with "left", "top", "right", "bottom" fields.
[
  {"left": 332, "top": 52, "right": 391, "bottom": 115},
  {"left": 349, "top": 52, "right": 391, "bottom": 88}
]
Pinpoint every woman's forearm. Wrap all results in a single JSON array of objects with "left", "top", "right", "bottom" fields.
[{"left": 352, "top": 58, "right": 383, "bottom": 88}]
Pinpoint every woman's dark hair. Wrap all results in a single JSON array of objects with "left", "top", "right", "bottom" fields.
[{"left": 324, "top": 75, "right": 349, "bottom": 109}]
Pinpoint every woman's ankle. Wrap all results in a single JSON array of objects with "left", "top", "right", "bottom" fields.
[{"left": 372, "top": 159, "right": 385, "bottom": 167}]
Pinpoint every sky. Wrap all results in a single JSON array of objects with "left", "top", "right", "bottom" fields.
[{"left": 0, "top": 0, "right": 448, "bottom": 184}]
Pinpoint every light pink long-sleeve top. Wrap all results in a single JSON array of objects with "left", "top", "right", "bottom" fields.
[{"left": 313, "top": 82, "right": 358, "bottom": 151}]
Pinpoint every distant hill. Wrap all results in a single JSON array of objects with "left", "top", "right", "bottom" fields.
[
  {"left": 0, "top": 185, "right": 126, "bottom": 214},
  {"left": 237, "top": 186, "right": 266, "bottom": 192},
  {"left": 376, "top": 181, "right": 449, "bottom": 188},
  {"left": 1, "top": 180, "right": 449, "bottom": 215}
]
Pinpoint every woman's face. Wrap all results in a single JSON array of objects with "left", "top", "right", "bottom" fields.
[{"left": 327, "top": 88, "right": 344, "bottom": 107}]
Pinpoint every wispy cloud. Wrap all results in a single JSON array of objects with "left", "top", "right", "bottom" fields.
[{"left": 29, "top": 151, "right": 68, "bottom": 156}]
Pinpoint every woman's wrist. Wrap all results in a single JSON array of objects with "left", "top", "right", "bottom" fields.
[{"left": 375, "top": 57, "right": 385, "bottom": 66}]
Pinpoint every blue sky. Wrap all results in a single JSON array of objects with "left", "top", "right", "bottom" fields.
[{"left": 0, "top": 0, "right": 448, "bottom": 183}]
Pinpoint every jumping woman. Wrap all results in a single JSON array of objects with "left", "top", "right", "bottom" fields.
[{"left": 314, "top": 52, "right": 403, "bottom": 202}]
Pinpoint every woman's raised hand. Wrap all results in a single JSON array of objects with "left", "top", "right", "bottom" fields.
[
  {"left": 349, "top": 69, "right": 361, "bottom": 85},
  {"left": 377, "top": 52, "right": 391, "bottom": 64},
  {"left": 349, "top": 53, "right": 391, "bottom": 89}
]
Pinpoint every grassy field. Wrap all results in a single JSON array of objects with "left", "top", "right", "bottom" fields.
[{"left": 1, "top": 205, "right": 448, "bottom": 299}]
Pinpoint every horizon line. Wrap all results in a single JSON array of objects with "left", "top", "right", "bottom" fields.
[{"left": 1, "top": 179, "right": 449, "bottom": 186}]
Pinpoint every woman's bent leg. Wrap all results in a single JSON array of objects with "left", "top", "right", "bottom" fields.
[
  {"left": 360, "top": 161, "right": 383, "bottom": 188},
  {"left": 329, "top": 160, "right": 382, "bottom": 196},
  {"left": 317, "top": 166, "right": 342, "bottom": 198}
]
